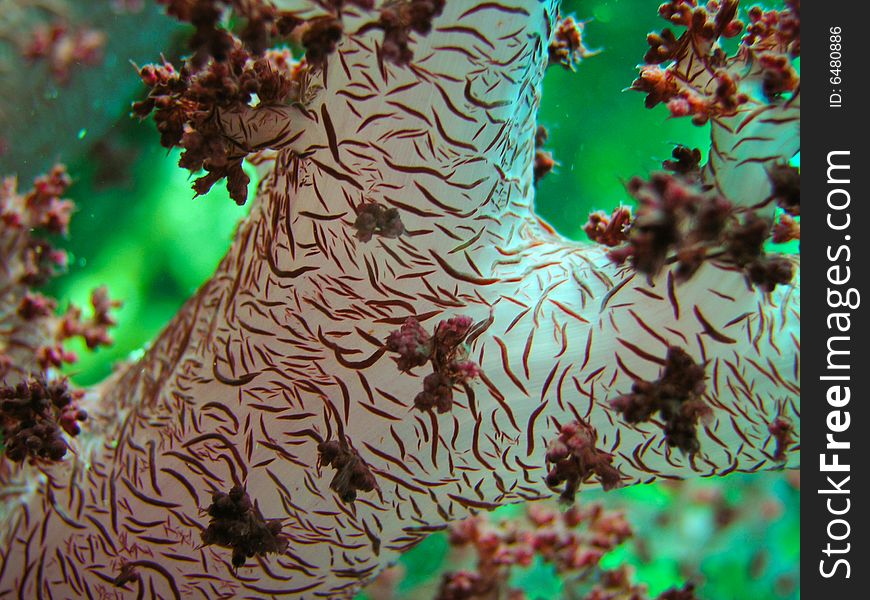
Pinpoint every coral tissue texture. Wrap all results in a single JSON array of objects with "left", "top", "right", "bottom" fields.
[{"left": 0, "top": 0, "right": 799, "bottom": 598}]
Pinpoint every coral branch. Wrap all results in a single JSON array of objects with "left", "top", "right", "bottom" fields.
[{"left": 0, "top": 1, "right": 799, "bottom": 597}]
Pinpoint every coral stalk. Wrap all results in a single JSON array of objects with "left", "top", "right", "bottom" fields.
[{"left": 0, "top": 1, "right": 799, "bottom": 597}]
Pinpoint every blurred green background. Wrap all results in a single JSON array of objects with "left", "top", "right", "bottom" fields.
[{"left": 5, "top": 0, "right": 797, "bottom": 598}]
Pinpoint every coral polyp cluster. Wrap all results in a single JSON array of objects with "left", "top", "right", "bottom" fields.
[
  {"left": 545, "top": 420, "right": 622, "bottom": 502},
  {"left": 139, "top": 0, "right": 448, "bottom": 203},
  {"left": 632, "top": 0, "right": 799, "bottom": 124},
  {"left": 353, "top": 201, "right": 405, "bottom": 241},
  {"left": 317, "top": 438, "right": 379, "bottom": 503},
  {"left": 386, "top": 316, "right": 482, "bottom": 413},
  {"left": 132, "top": 47, "right": 305, "bottom": 203},
  {"left": 0, "top": 376, "right": 85, "bottom": 462},
  {"left": 434, "top": 502, "right": 698, "bottom": 600},
  {"left": 200, "top": 485, "right": 290, "bottom": 568},
  {"left": 602, "top": 171, "right": 795, "bottom": 291},
  {"left": 0, "top": 165, "right": 120, "bottom": 382},
  {"left": 609, "top": 346, "right": 711, "bottom": 455}
]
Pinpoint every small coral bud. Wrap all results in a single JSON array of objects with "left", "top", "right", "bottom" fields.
[
  {"left": 416, "top": 372, "right": 454, "bottom": 413},
  {"left": 746, "top": 256, "right": 794, "bottom": 292},
  {"left": 723, "top": 19, "right": 744, "bottom": 38},
  {"left": 353, "top": 202, "right": 405, "bottom": 242},
  {"left": 772, "top": 214, "right": 800, "bottom": 244},
  {"left": 385, "top": 317, "right": 432, "bottom": 371},
  {"left": 545, "top": 420, "right": 621, "bottom": 502},
  {"left": 667, "top": 96, "right": 692, "bottom": 118},
  {"left": 36, "top": 345, "right": 78, "bottom": 369},
  {"left": 768, "top": 163, "right": 800, "bottom": 216},
  {"left": 549, "top": 16, "right": 595, "bottom": 70},
  {"left": 17, "top": 293, "right": 57, "bottom": 320},
  {"left": 533, "top": 150, "right": 555, "bottom": 184},
  {"left": 451, "top": 360, "right": 481, "bottom": 382},
  {"left": 545, "top": 439, "right": 570, "bottom": 463},
  {"left": 662, "top": 145, "right": 702, "bottom": 175},
  {"left": 584, "top": 207, "right": 631, "bottom": 247},
  {"left": 317, "top": 438, "right": 377, "bottom": 503},
  {"left": 49, "top": 249, "right": 68, "bottom": 268},
  {"left": 435, "top": 315, "right": 473, "bottom": 348},
  {"left": 201, "top": 485, "right": 288, "bottom": 568}
]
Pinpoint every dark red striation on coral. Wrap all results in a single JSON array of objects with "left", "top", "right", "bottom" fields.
[
  {"left": 0, "top": 377, "right": 86, "bottom": 463},
  {"left": 610, "top": 346, "right": 711, "bottom": 455},
  {"left": 317, "top": 439, "right": 378, "bottom": 503},
  {"left": 545, "top": 420, "right": 622, "bottom": 502},
  {"left": 201, "top": 485, "right": 289, "bottom": 568}
]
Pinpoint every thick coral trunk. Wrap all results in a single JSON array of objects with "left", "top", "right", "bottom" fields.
[{"left": 0, "top": 1, "right": 799, "bottom": 597}]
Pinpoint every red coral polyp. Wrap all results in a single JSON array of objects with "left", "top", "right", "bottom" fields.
[
  {"left": 385, "top": 315, "right": 481, "bottom": 414},
  {"left": 353, "top": 202, "right": 405, "bottom": 242},
  {"left": 317, "top": 439, "right": 378, "bottom": 503},
  {"left": 545, "top": 420, "right": 622, "bottom": 502},
  {"left": 609, "top": 346, "right": 711, "bottom": 455},
  {"left": 0, "top": 377, "right": 86, "bottom": 463},
  {"left": 385, "top": 317, "right": 432, "bottom": 371},
  {"left": 200, "top": 485, "right": 289, "bottom": 568}
]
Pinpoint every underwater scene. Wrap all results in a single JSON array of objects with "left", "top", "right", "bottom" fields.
[{"left": 0, "top": 0, "right": 799, "bottom": 598}]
